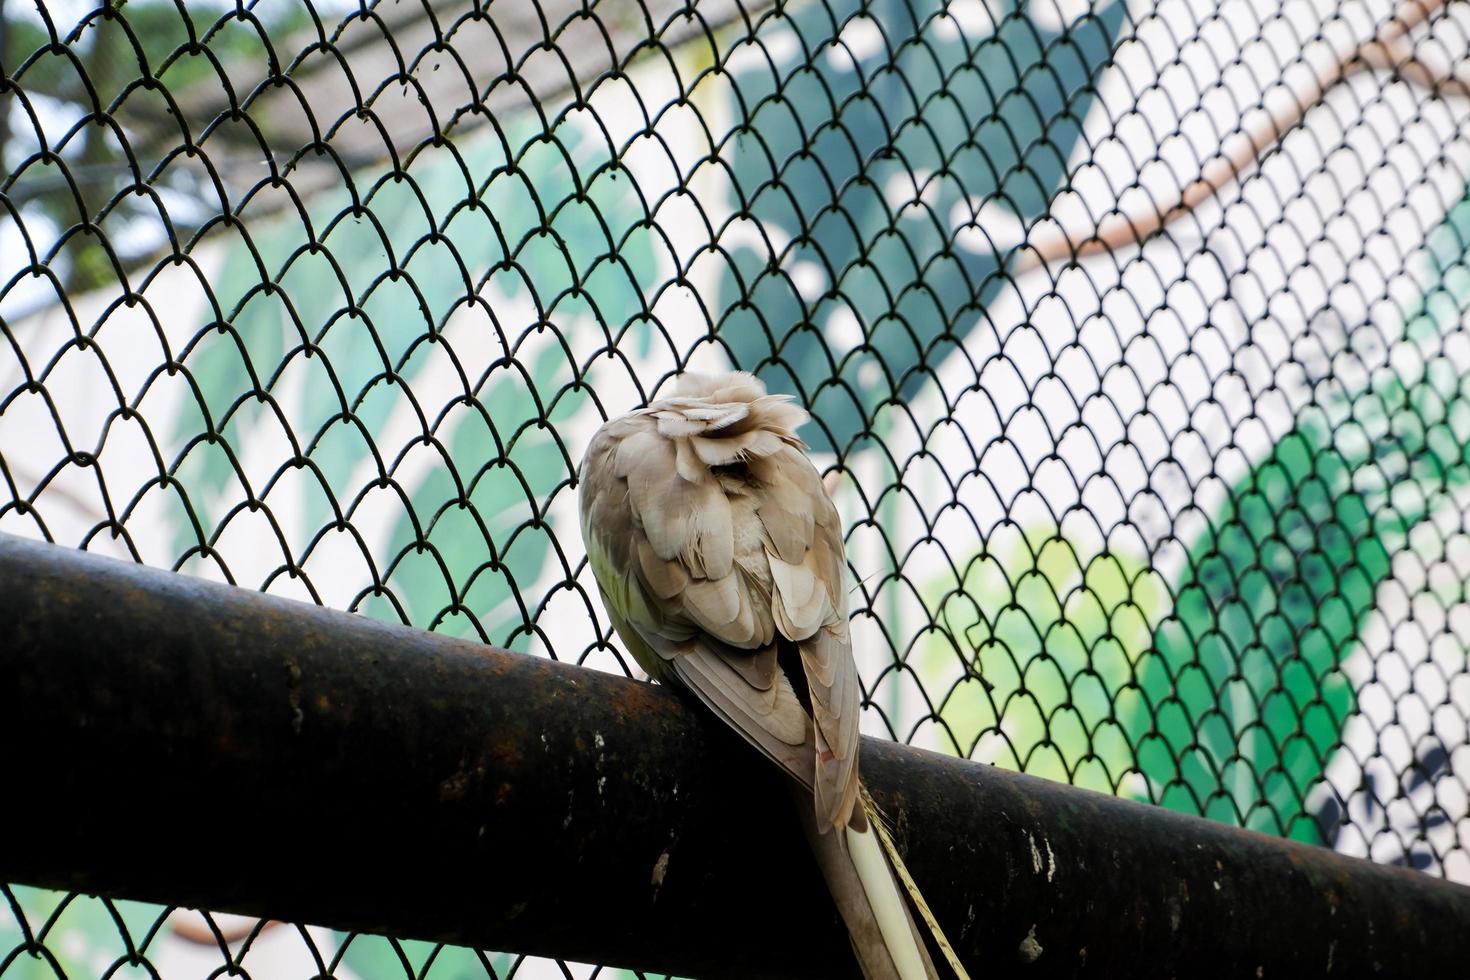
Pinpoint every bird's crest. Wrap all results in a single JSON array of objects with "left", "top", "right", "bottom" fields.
[{"left": 642, "top": 371, "right": 810, "bottom": 472}]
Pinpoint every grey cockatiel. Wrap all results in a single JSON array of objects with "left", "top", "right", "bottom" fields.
[{"left": 578, "top": 371, "right": 965, "bottom": 980}]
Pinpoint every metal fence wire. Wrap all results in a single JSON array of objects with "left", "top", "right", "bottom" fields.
[{"left": 3, "top": 0, "right": 1470, "bottom": 976}]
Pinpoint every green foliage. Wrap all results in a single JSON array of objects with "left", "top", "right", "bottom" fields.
[
  {"left": 717, "top": 0, "right": 1124, "bottom": 453},
  {"left": 1126, "top": 190, "right": 1470, "bottom": 840},
  {"left": 920, "top": 527, "right": 1165, "bottom": 794},
  {"left": 338, "top": 934, "right": 516, "bottom": 980},
  {"left": 917, "top": 192, "right": 1470, "bottom": 838},
  {"left": 0, "top": 886, "right": 164, "bottom": 979},
  {"left": 354, "top": 342, "right": 582, "bottom": 642},
  {"left": 1131, "top": 419, "right": 1387, "bottom": 838},
  {"left": 3, "top": 2, "right": 309, "bottom": 102},
  {"left": 2, "top": 2, "right": 314, "bottom": 291},
  {"left": 172, "top": 117, "right": 654, "bottom": 643}
]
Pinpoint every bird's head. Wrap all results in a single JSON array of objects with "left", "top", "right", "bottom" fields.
[{"left": 645, "top": 371, "right": 811, "bottom": 467}]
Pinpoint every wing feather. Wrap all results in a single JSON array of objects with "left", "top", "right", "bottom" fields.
[
  {"left": 672, "top": 647, "right": 812, "bottom": 751},
  {"left": 579, "top": 383, "right": 865, "bottom": 833},
  {"left": 764, "top": 447, "right": 864, "bottom": 832}
]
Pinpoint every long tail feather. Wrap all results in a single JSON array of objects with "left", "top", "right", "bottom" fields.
[
  {"left": 859, "top": 784, "right": 973, "bottom": 980},
  {"left": 793, "top": 784, "right": 940, "bottom": 980}
]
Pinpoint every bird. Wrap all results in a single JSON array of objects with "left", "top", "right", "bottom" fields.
[{"left": 577, "top": 370, "right": 966, "bottom": 980}]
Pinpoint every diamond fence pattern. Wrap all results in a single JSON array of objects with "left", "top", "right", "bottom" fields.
[{"left": 3, "top": 0, "right": 1469, "bottom": 977}]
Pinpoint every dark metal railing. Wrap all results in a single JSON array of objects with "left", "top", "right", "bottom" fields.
[{"left": 3, "top": 532, "right": 1467, "bottom": 979}]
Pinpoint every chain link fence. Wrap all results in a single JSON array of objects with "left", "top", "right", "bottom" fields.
[{"left": 3, "top": 0, "right": 1469, "bottom": 976}]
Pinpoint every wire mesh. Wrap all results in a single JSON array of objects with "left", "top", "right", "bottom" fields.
[{"left": 3, "top": 0, "right": 1469, "bottom": 976}]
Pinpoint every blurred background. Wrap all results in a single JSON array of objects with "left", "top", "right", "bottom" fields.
[{"left": 2, "top": 0, "right": 1468, "bottom": 976}]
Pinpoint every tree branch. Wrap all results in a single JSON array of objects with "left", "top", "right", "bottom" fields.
[{"left": 1016, "top": 0, "right": 1461, "bottom": 271}]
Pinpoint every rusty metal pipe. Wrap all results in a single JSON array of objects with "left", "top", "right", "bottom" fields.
[{"left": 1, "top": 532, "right": 1467, "bottom": 978}]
